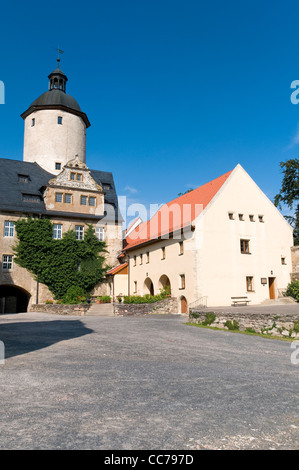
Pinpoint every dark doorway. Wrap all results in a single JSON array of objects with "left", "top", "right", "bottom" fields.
[{"left": 0, "top": 286, "right": 30, "bottom": 313}]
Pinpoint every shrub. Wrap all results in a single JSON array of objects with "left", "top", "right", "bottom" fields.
[
  {"left": 63, "top": 286, "right": 86, "bottom": 304},
  {"left": 98, "top": 295, "right": 111, "bottom": 303},
  {"left": 285, "top": 281, "right": 299, "bottom": 301},
  {"left": 294, "top": 320, "right": 299, "bottom": 333},
  {"left": 190, "top": 312, "right": 200, "bottom": 319},
  {"left": 224, "top": 320, "right": 239, "bottom": 331},
  {"left": 201, "top": 313, "right": 216, "bottom": 326},
  {"left": 123, "top": 289, "right": 169, "bottom": 304}
]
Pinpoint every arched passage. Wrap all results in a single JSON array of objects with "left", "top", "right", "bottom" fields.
[
  {"left": 0, "top": 285, "right": 31, "bottom": 313},
  {"left": 158, "top": 274, "right": 171, "bottom": 295},
  {"left": 143, "top": 277, "right": 154, "bottom": 296},
  {"left": 180, "top": 296, "right": 188, "bottom": 314}
]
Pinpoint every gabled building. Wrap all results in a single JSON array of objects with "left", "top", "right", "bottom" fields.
[
  {"left": 121, "top": 164, "right": 293, "bottom": 311},
  {"left": 0, "top": 62, "right": 122, "bottom": 313}
]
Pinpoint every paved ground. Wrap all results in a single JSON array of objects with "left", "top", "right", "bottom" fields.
[{"left": 0, "top": 311, "right": 299, "bottom": 450}]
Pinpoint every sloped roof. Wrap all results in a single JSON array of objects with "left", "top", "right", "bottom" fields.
[
  {"left": 123, "top": 169, "right": 233, "bottom": 251},
  {"left": 106, "top": 263, "right": 128, "bottom": 276}
]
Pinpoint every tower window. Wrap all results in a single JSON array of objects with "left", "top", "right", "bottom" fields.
[
  {"left": 55, "top": 162, "right": 61, "bottom": 170},
  {"left": 57, "top": 116, "right": 63, "bottom": 125},
  {"left": 31, "top": 118, "right": 35, "bottom": 127}
]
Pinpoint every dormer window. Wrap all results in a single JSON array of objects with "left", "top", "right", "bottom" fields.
[
  {"left": 18, "top": 174, "right": 30, "bottom": 183},
  {"left": 57, "top": 116, "right": 63, "bottom": 125}
]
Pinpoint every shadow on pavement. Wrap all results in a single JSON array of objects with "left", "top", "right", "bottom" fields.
[{"left": 0, "top": 319, "right": 93, "bottom": 359}]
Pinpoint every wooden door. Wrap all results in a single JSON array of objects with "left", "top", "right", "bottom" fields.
[
  {"left": 181, "top": 296, "right": 188, "bottom": 314},
  {"left": 268, "top": 277, "right": 276, "bottom": 299}
]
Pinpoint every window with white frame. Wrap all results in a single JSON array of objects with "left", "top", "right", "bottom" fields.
[
  {"left": 4, "top": 221, "right": 14, "bottom": 237},
  {"left": 75, "top": 225, "right": 84, "bottom": 240},
  {"left": 2, "top": 255, "right": 13, "bottom": 270},
  {"left": 53, "top": 224, "right": 62, "bottom": 239},
  {"left": 95, "top": 226, "right": 104, "bottom": 241}
]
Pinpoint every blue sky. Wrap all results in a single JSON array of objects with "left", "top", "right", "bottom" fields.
[{"left": 0, "top": 0, "right": 299, "bottom": 223}]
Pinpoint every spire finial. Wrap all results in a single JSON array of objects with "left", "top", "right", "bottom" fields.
[{"left": 56, "top": 47, "right": 64, "bottom": 68}]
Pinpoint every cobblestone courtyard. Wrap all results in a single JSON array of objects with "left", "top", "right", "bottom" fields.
[{"left": 0, "top": 311, "right": 298, "bottom": 450}]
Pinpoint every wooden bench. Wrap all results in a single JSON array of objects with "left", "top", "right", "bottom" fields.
[{"left": 231, "top": 296, "right": 251, "bottom": 306}]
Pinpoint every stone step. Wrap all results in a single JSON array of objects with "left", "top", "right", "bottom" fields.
[
  {"left": 87, "top": 303, "right": 115, "bottom": 316},
  {"left": 261, "top": 297, "right": 296, "bottom": 305}
]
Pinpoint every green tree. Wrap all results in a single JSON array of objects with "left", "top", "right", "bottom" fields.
[
  {"left": 274, "top": 159, "right": 299, "bottom": 245},
  {"left": 13, "top": 218, "right": 108, "bottom": 299}
]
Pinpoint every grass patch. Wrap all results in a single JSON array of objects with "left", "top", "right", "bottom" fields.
[{"left": 185, "top": 322, "right": 294, "bottom": 342}]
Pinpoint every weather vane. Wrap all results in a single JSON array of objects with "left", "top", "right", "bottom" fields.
[{"left": 56, "top": 46, "right": 64, "bottom": 68}]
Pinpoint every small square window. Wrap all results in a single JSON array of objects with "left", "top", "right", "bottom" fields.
[
  {"left": 249, "top": 215, "right": 255, "bottom": 222},
  {"left": 64, "top": 194, "right": 72, "bottom": 204},
  {"left": 70, "top": 172, "right": 76, "bottom": 181},
  {"left": 80, "top": 195, "right": 88, "bottom": 206},
  {"left": 228, "top": 212, "right": 234, "bottom": 220},
  {"left": 55, "top": 193, "right": 63, "bottom": 203},
  {"left": 103, "top": 184, "right": 111, "bottom": 191},
  {"left": 281, "top": 257, "right": 286, "bottom": 265},
  {"left": 89, "top": 197, "right": 96, "bottom": 207},
  {"left": 58, "top": 116, "right": 63, "bottom": 125},
  {"left": 239, "top": 214, "right": 244, "bottom": 221},
  {"left": 55, "top": 162, "right": 61, "bottom": 171},
  {"left": 258, "top": 215, "right": 264, "bottom": 223},
  {"left": 180, "top": 274, "right": 186, "bottom": 289}
]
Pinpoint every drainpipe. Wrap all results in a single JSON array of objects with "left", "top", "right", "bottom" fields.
[{"left": 36, "top": 274, "right": 39, "bottom": 305}]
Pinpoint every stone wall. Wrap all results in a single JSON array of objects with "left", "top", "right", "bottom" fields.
[
  {"left": 115, "top": 297, "right": 179, "bottom": 316},
  {"left": 189, "top": 309, "right": 299, "bottom": 338},
  {"left": 30, "top": 303, "right": 90, "bottom": 316}
]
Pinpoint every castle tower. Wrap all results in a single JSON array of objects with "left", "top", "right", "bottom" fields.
[{"left": 21, "top": 59, "right": 90, "bottom": 175}]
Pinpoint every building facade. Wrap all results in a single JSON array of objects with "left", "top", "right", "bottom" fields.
[
  {"left": 0, "top": 62, "right": 122, "bottom": 312},
  {"left": 122, "top": 164, "right": 293, "bottom": 311}
]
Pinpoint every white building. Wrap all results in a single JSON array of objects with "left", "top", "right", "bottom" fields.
[{"left": 121, "top": 164, "right": 293, "bottom": 311}]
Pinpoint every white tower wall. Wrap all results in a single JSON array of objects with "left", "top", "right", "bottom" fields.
[{"left": 23, "top": 109, "right": 86, "bottom": 175}]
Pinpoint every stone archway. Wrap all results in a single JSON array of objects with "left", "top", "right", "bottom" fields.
[
  {"left": 158, "top": 275, "right": 171, "bottom": 295},
  {"left": 180, "top": 296, "right": 188, "bottom": 314},
  {"left": 143, "top": 277, "right": 154, "bottom": 296},
  {"left": 0, "top": 285, "right": 31, "bottom": 313}
]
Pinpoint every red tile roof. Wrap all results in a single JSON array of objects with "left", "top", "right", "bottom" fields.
[
  {"left": 123, "top": 169, "right": 233, "bottom": 251},
  {"left": 106, "top": 263, "right": 128, "bottom": 276}
]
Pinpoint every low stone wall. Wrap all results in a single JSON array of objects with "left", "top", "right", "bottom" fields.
[
  {"left": 291, "top": 246, "right": 299, "bottom": 281},
  {"left": 30, "top": 303, "right": 90, "bottom": 316},
  {"left": 189, "top": 309, "right": 299, "bottom": 338},
  {"left": 115, "top": 297, "right": 179, "bottom": 316}
]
